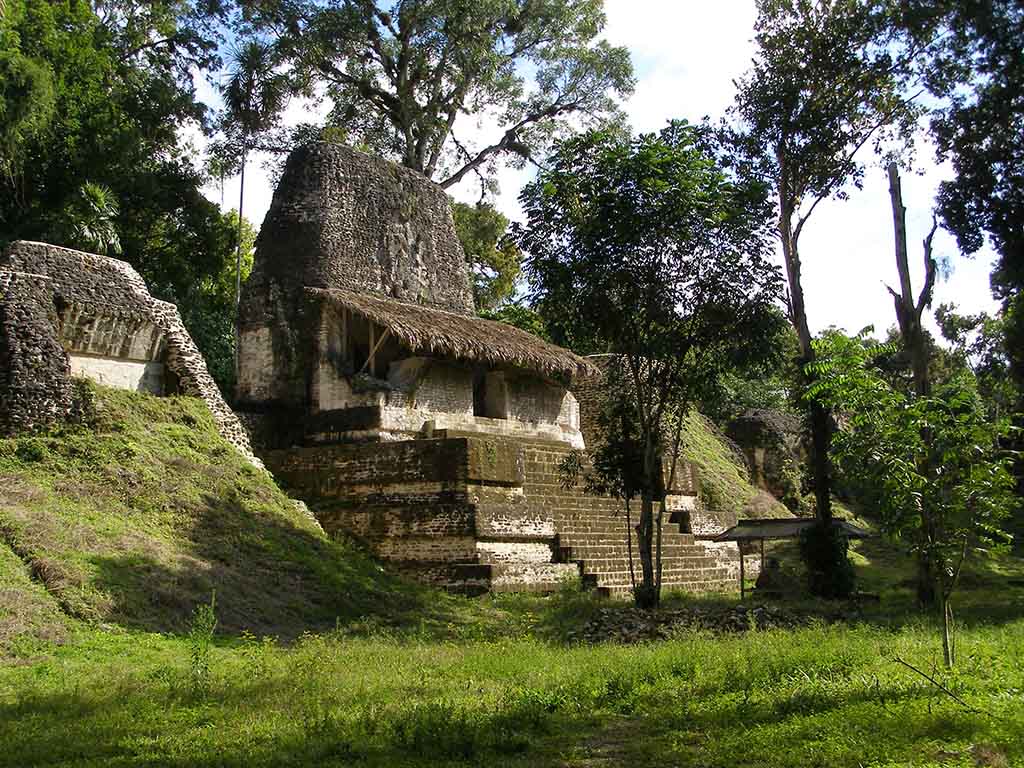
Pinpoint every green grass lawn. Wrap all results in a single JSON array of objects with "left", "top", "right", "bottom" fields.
[
  {"left": 1, "top": 384, "right": 1021, "bottom": 767},
  {"left": 1, "top": 598, "right": 1021, "bottom": 767}
]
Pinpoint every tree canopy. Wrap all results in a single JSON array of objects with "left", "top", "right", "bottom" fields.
[
  {"left": 452, "top": 201, "right": 521, "bottom": 311},
  {"left": 517, "top": 122, "right": 783, "bottom": 606},
  {"left": 0, "top": 0, "right": 246, "bottom": 393},
  {"left": 247, "top": 0, "right": 634, "bottom": 190}
]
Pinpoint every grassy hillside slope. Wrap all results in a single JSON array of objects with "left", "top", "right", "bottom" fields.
[
  {"left": 681, "top": 411, "right": 791, "bottom": 521},
  {"left": 0, "top": 382, "right": 476, "bottom": 650}
]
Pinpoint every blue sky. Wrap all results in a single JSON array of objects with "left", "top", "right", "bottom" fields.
[{"left": 194, "top": 0, "right": 1000, "bottom": 340}]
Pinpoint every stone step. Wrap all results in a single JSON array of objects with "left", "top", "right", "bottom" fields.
[{"left": 489, "top": 562, "right": 578, "bottom": 593}]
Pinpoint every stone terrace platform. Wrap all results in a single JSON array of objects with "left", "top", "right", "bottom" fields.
[{"left": 264, "top": 433, "right": 743, "bottom": 596}]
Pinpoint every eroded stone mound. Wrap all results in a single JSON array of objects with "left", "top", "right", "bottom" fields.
[{"left": 0, "top": 241, "right": 259, "bottom": 465}]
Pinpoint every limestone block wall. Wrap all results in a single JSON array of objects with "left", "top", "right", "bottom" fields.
[
  {"left": 0, "top": 242, "right": 260, "bottom": 466},
  {"left": 260, "top": 431, "right": 739, "bottom": 596},
  {"left": 263, "top": 437, "right": 570, "bottom": 590},
  {"left": 68, "top": 356, "right": 166, "bottom": 394},
  {"left": 505, "top": 374, "right": 578, "bottom": 429},
  {"left": 0, "top": 271, "right": 73, "bottom": 434},
  {"left": 238, "top": 142, "right": 474, "bottom": 409}
]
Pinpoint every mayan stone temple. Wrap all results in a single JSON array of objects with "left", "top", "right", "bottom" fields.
[
  {"left": 0, "top": 142, "right": 749, "bottom": 596},
  {"left": 234, "top": 143, "right": 745, "bottom": 594}
]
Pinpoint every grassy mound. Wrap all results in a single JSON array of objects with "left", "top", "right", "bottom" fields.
[
  {"left": 680, "top": 411, "right": 790, "bottom": 522},
  {"left": 0, "top": 381, "right": 469, "bottom": 649}
]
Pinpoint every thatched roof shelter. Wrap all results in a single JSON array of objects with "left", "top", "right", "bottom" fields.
[{"left": 308, "top": 287, "right": 598, "bottom": 381}]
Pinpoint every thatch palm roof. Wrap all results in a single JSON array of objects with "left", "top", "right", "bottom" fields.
[{"left": 308, "top": 287, "right": 598, "bottom": 381}]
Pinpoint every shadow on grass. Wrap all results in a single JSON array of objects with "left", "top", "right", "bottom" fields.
[{"left": 88, "top": 492, "right": 490, "bottom": 642}]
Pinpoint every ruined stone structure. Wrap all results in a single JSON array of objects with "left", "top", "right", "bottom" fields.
[
  {"left": 246, "top": 143, "right": 745, "bottom": 595},
  {"left": 238, "top": 142, "right": 587, "bottom": 449},
  {"left": 0, "top": 241, "right": 260, "bottom": 465}
]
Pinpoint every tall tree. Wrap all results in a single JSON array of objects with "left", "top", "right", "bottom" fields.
[
  {"left": 220, "top": 39, "right": 288, "bottom": 316},
  {"left": 906, "top": 0, "right": 1024, "bottom": 499},
  {"left": 250, "top": 0, "right": 633, "bottom": 189},
  {"left": 732, "top": 0, "right": 926, "bottom": 594},
  {"left": 517, "top": 123, "right": 782, "bottom": 607},
  {"left": 885, "top": 162, "right": 943, "bottom": 604}
]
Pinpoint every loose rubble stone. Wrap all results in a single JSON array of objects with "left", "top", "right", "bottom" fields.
[{"left": 567, "top": 603, "right": 822, "bottom": 644}]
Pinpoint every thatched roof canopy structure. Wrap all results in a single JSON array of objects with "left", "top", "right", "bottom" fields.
[{"left": 308, "top": 287, "right": 598, "bottom": 382}]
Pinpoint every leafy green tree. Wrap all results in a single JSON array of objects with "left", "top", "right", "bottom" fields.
[
  {"left": 452, "top": 201, "right": 520, "bottom": 311},
  {"left": 517, "top": 123, "right": 783, "bottom": 607},
  {"left": 935, "top": 304, "right": 1018, "bottom": 421},
  {"left": 0, "top": 0, "right": 231, "bottom": 294},
  {"left": 0, "top": 0, "right": 246, "bottom": 394},
  {"left": 904, "top": 1, "right": 1023, "bottom": 389},
  {"left": 809, "top": 330, "right": 1016, "bottom": 666},
  {"left": 0, "top": 2, "right": 54, "bottom": 185},
  {"left": 904, "top": 1, "right": 1024, "bottom": 499},
  {"left": 479, "top": 303, "right": 550, "bottom": 341},
  {"left": 701, "top": 307, "right": 798, "bottom": 424},
  {"left": 732, "top": 0, "right": 927, "bottom": 592},
  {"left": 49, "top": 182, "right": 123, "bottom": 256},
  {"left": 179, "top": 211, "right": 257, "bottom": 395},
  {"left": 252, "top": 0, "right": 634, "bottom": 189}
]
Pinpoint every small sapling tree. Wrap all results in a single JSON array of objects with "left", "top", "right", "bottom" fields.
[
  {"left": 518, "top": 123, "right": 783, "bottom": 608},
  {"left": 809, "top": 331, "right": 1017, "bottom": 667}
]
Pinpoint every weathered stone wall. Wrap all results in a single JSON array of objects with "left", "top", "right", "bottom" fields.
[
  {"left": 262, "top": 432, "right": 738, "bottom": 596},
  {"left": 264, "top": 436, "right": 577, "bottom": 592},
  {"left": 505, "top": 374, "right": 579, "bottom": 430},
  {"left": 0, "top": 271, "right": 73, "bottom": 434},
  {"left": 68, "top": 355, "right": 165, "bottom": 394},
  {"left": 0, "top": 242, "right": 260, "bottom": 466},
  {"left": 238, "top": 143, "right": 474, "bottom": 408},
  {"left": 726, "top": 409, "right": 807, "bottom": 512}
]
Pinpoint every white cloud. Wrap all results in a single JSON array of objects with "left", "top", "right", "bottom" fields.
[{"left": 201, "top": 0, "right": 1000, "bottom": 337}]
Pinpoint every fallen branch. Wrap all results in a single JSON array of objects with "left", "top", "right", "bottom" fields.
[{"left": 893, "top": 656, "right": 996, "bottom": 717}]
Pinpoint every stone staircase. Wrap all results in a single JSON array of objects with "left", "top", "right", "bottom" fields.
[
  {"left": 265, "top": 431, "right": 742, "bottom": 597},
  {"left": 518, "top": 440, "right": 738, "bottom": 597},
  {"left": 554, "top": 508, "right": 736, "bottom": 596}
]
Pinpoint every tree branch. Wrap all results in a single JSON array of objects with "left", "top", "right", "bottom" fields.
[
  {"left": 915, "top": 216, "right": 939, "bottom": 320},
  {"left": 437, "top": 100, "right": 579, "bottom": 188}
]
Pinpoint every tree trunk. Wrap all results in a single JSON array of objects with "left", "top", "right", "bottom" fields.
[
  {"left": 888, "top": 162, "right": 938, "bottom": 606},
  {"left": 637, "top": 493, "right": 655, "bottom": 605},
  {"left": 887, "top": 162, "right": 932, "bottom": 399},
  {"left": 808, "top": 400, "right": 833, "bottom": 524},
  {"left": 624, "top": 499, "right": 637, "bottom": 593},
  {"left": 234, "top": 151, "right": 247, "bottom": 389},
  {"left": 635, "top": 436, "right": 659, "bottom": 608},
  {"left": 779, "top": 190, "right": 832, "bottom": 524},
  {"left": 940, "top": 594, "right": 954, "bottom": 668},
  {"left": 235, "top": 154, "right": 247, "bottom": 312}
]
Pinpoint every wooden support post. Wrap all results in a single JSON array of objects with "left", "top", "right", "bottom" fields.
[
  {"left": 760, "top": 538, "right": 765, "bottom": 570},
  {"left": 740, "top": 549, "right": 745, "bottom": 600},
  {"left": 359, "top": 326, "right": 392, "bottom": 377},
  {"left": 341, "top": 308, "right": 348, "bottom": 362}
]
